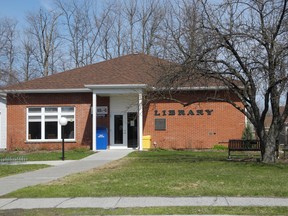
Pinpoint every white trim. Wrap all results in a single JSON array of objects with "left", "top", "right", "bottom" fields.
[
  {"left": 138, "top": 93, "right": 143, "bottom": 150},
  {"left": 92, "top": 92, "right": 97, "bottom": 151},
  {"left": 110, "top": 113, "right": 127, "bottom": 148},
  {"left": 0, "top": 97, "right": 7, "bottom": 149},
  {"left": 151, "top": 86, "right": 243, "bottom": 91},
  {"left": 93, "top": 89, "right": 143, "bottom": 94},
  {"left": 2, "top": 88, "right": 90, "bottom": 94},
  {"left": 2, "top": 84, "right": 236, "bottom": 94},
  {"left": 86, "top": 84, "right": 146, "bottom": 94},
  {"left": 26, "top": 106, "right": 75, "bottom": 142},
  {"left": 109, "top": 146, "right": 130, "bottom": 149},
  {"left": 85, "top": 84, "right": 147, "bottom": 89}
]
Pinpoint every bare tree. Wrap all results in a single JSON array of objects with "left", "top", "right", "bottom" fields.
[
  {"left": 137, "top": 0, "right": 165, "bottom": 55},
  {"left": 56, "top": 0, "right": 100, "bottom": 67},
  {"left": 0, "top": 18, "right": 18, "bottom": 85},
  {"left": 159, "top": 0, "right": 288, "bottom": 163},
  {"left": 20, "top": 37, "right": 37, "bottom": 81},
  {"left": 96, "top": 2, "right": 116, "bottom": 61},
  {"left": 124, "top": 0, "right": 140, "bottom": 54},
  {"left": 106, "top": 2, "right": 129, "bottom": 58},
  {"left": 26, "top": 8, "right": 61, "bottom": 76}
]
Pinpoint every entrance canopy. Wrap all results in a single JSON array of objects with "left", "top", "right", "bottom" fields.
[{"left": 85, "top": 84, "right": 146, "bottom": 151}]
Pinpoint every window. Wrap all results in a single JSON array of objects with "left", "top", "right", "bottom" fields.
[
  {"left": 27, "top": 107, "right": 75, "bottom": 141},
  {"left": 155, "top": 119, "right": 166, "bottom": 131}
]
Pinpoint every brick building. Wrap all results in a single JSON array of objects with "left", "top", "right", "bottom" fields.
[{"left": 0, "top": 54, "right": 245, "bottom": 151}]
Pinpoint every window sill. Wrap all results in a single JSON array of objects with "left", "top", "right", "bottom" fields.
[{"left": 25, "top": 139, "right": 76, "bottom": 144}]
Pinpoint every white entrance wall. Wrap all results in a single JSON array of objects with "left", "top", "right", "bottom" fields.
[
  {"left": 0, "top": 96, "right": 7, "bottom": 149},
  {"left": 110, "top": 95, "right": 138, "bottom": 149},
  {"left": 88, "top": 84, "right": 145, "bottom": 151}
]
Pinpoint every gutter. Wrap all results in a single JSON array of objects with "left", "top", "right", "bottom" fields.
[
  {"left": 84, "top": 84, "right": 147, "bottom": 89},
  {"left": 1, "top": 88, "right": 91, "bottom": 94},
  {"left": 151, "top": 86, "right": 235, "bottom": 91}
]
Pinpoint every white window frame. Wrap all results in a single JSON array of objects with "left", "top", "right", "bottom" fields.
[{"left": 26, "top": 106, "right": 76, "bottom": 142}]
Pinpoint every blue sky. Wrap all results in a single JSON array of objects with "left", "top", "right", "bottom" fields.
[{"left": 0, "top": 0, "right": 53, "bottom": 24}]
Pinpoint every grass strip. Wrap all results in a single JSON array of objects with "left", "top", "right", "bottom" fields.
[
  {"left": 0, "top": 148, "right": 94, "bottom": 161},
  {"left": 4, "top": 150, "right": 288, "bottom": 198},
  {"left": 0, "top": 164, "right": 50, "bottom": 178}
]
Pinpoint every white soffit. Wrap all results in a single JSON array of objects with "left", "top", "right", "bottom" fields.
[{"left": 85, "top": 84, "right": 147, "bottom": 94}]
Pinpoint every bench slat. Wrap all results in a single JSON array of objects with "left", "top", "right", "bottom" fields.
[{"left": 228, "top": 139, "right": 261, "bottom": 159}]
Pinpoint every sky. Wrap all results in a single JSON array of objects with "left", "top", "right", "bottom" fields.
[{"left": 0, "top": 0, "right": 53, "bottom": 25}]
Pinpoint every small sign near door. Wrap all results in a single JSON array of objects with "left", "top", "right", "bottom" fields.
[
  {"left": 97, "top": 106, "right": 108, "bottom": 114},
  {"left": 91, "top": 106, "right": 108, "bottom": 115}
]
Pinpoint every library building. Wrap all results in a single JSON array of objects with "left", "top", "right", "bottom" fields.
[{"left": 0, "top": 54, "right": 245, "bottom": 151}]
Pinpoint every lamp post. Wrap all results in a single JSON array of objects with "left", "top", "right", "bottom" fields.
[{"left": 59, "top": 117, "right": 68, "bottom": 161}]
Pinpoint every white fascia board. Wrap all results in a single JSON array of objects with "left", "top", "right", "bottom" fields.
[
  {"left": 85, "top": 84, "right": 147, "bottom": 94},
  {"left": 0, "top": 92, "right": 7, "bottom": 97},
  {"left": 1, "top": 88, "right": 91, "bottom": 94},
  {"left": 151, "top": 86, "right": 242, "bottom": 91},
  {"left": 85, "top": 84, "right": 147, "bottom": 89}
]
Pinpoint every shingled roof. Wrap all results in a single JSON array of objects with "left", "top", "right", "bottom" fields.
[
  {"left": 4, "top": 53, "right": 233, "bottom": 93},
  {"left": 4, "top": 54, "right": 166, "bottom": 92}
]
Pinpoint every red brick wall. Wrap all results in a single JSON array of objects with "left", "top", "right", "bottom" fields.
[
  {"left": 6, "top": 93, "right": 109, "bottom": 151},
  {"left": 6, "top": 90, "right": 244, "bottom": 151},
  {"left": 143, "top": 91, "right": 245, "bottom": 149}
]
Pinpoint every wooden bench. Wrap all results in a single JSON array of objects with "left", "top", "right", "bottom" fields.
[{"left": 228, "top": 139, "right": 262, "bottom": 159}]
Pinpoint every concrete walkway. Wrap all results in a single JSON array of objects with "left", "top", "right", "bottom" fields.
[
  {"left": 0, "top": 149, "right": 134, "bottom": 196},
  {"left": 1, "top": 196, "right": 288, "bottom": 209}
]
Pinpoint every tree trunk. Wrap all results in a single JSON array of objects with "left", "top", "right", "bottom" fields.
[{"left": 262, "top": 134, "right": 277, "bottom": 163}]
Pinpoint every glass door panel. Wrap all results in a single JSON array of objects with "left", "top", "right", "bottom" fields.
[
  {"left": 127, "top": 112, "right": 138, "bottom": 148},
  {"left": 114, "top": 115, "right": 123, "bottom": 144}
]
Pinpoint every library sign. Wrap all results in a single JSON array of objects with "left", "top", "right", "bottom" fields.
[{"left": 154, "top": 109, "right": 213, "bottom": 116}]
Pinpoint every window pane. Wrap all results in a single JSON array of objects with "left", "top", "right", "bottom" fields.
[
  {"left": 45, "top": 116, "right": 58, "bottom": 121},
  {"left": 63, "top": 121, "right": 75, "bottom": 139},
  {"left": 61, "top": 107, "right": 74, "bottom": 113},
  {"left": 28, "top": 108, "right": 41, "bottom": 113},
  {"left": 45, "top": 122, "right": 58, "bottom": 139},
  {"left": 45, "top": 107, "right": 57, "bottom": 113},
  {"left": 29, "top": 122, "right": 41, "bottom": 139},
  {"left": 28, "top": 116, "right": 41, "bottom": 121}
]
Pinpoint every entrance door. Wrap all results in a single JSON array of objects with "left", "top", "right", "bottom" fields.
[
  {"left": 114, "top": 114, "right": 125, "bottom": 146},
  {"left": 111, "top": 112, "right": 138, "bottom": 148},
  {"left": 127, "top": 112, "right": 138, "bottom": 148}
]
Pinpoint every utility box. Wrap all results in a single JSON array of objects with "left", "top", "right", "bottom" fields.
[
  {"left": 142, "top": 135, "right": 151, "bottom": 149},
  {"left": 96, "top": 127, "right": 108, "bottom": 150}
]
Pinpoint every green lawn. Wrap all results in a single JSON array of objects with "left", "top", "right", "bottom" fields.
[
  {"left": 0, "top": 164, "right": 50, "bottom": 178},
  {"left": 4, "top": 150, "right": 288, "bottom": 198},
  {"left": 0, "top": 148, "right": 94, "bottom": 161}
]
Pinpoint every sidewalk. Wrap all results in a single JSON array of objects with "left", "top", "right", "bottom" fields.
[
  {"left": 0, "top": 149, "right": 134, "bottom": 196},
  {"left": 1, "top": 196, "right": 288, "bottom": 209}
]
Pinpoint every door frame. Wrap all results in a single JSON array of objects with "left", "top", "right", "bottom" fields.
[
  {"left": 110, "top": 112, "right": 128, "bottom": 148},
  {"left": 127, "top": 112, "right": 138, "bottom": 148}
]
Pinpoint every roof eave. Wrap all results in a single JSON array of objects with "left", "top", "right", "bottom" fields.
[
  {"left": 85, "top": 84, "right": 147, "bottom": 89},
  {"left": 2, "top": 88, "right": 91, "bottom": 94},
  {"left": 151, "top": 86, "right": 241, "bottom": 91}
]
